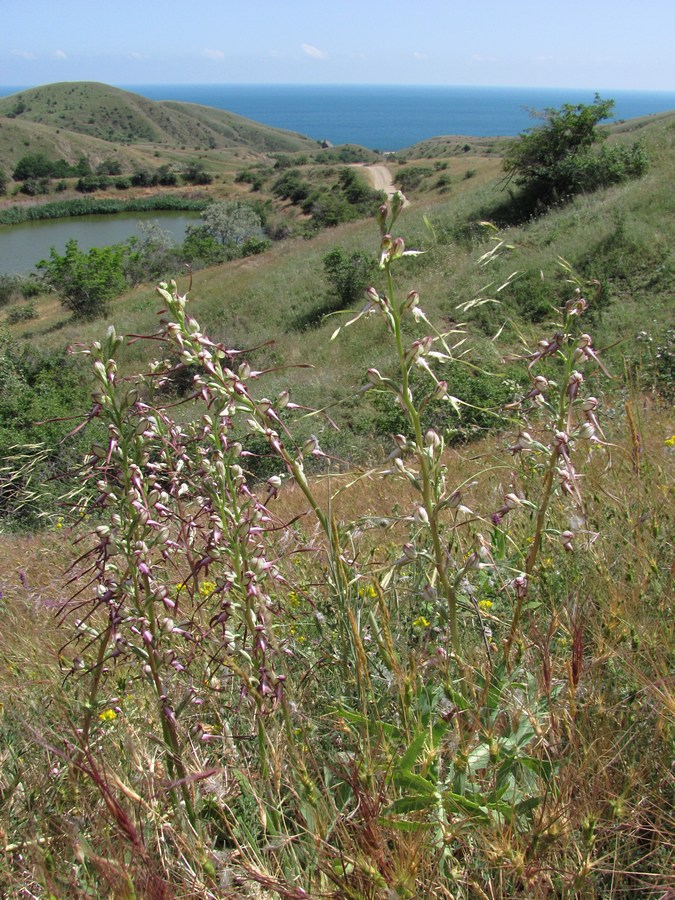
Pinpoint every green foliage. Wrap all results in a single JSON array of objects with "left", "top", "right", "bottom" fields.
[
  {"left": 273, "top": 153, "right": 309, "bottom": 170},
  {"left": 0, "top": 195, "right": 207, "bottom": 225},
  {"left": 182, "top": 161, "right": 212, "bottom": 185},
  {"left": 315, "top": 145, "right": 377, "bottom": 164},
  {"left": 0, "top": 333, "right": 95, "bottom": 523},
  {"left": 37, "top": 239, "right": 128, "bottom": 319},
  {"left": 75, "top": 174, "right": 112, "bottom": 193},
  {"left": 323, "top": 246, "right": 377, "bottom": 307},
  {"left": 272, "top": 169, "right": 312, "bottom": 204},
  {"left": 502, "top": 95, "right": 648, "bottom": 213},
  {"left": 5, "top": 302, "right": 37, "bottom": 325},
  {"left": 19, "top": 177, "right": 51, "bottom": 196},
  {"left": 180, "top": 229, "right": 228, "bottom": 267},
  {"left": 12, "top": 152, "right": 90, "bottom": 181},
  {"left": 124, "top": 221, "right": 182, "bottom": 283},
  {"left": 372, "top": 361, "right": 518, "bottom": 442},
  {"left": 508, "top": 270, "right": 560, "bottom": 323},
  {"left": 234, "top": 168, "right": 266, "bottom": 191},
  {"left": 198, "top": 200, "right": 263, "bottom": 247},
  {"left": 396, "top": 165, "right": 429, "bottom": 193},
  {"left": 0, "top": 276, "right": 20, "bottom": 309},
  {"left": 0, "top": 168, "right": 6, "bottom": 195},
  {"left": 95, "top": 158, "right": 123, "bottom": 176}
]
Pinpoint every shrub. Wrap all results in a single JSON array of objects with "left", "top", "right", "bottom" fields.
[
  {"left": 5, "top": 302, "right": 37, "bottom": 325},
  {"left": 37, "top": 239, "right": 128, "bottom": 319},
  {"left": 198, "top": 200, "right": 264, "bottom": 248},
  {"left": 182, "top": 162, "right": 212, "bottom": 185},
  {"left": 323, "top": 246, "right": 378, "bottom": 307},
  {"left": 0, "top": 276, "right": 19, "bottom": 308},
  {"left": 502, "top": 95, "right": 648, "bottom": 215},
  {"left": 396, "top": 165, "right": 429, "bottom": 193}
]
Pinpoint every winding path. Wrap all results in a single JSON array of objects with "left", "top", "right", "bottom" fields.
[{"left": 360, "top": 164, "right": 410, "bottom": 206}]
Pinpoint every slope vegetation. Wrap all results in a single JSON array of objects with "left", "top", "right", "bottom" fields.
[{"left": 0, "top": 81, "right": 319, "bottom": 169}]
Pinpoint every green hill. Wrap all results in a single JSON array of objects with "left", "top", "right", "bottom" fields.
[{"left": 0, "top": 81, "right": 320, "bottom": 170}]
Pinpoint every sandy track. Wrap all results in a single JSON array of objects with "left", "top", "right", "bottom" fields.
[{"left": 360, "top": 164, "right": 410, "bottom": 205}]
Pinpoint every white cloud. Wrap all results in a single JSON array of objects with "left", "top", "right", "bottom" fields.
[
  {"left": 52, "top": 49, "right": 67, "bottom": 60},
  {"left": 413, "top": 51, "right": 428, "bottom": 60},
  {"left": 301, "top": 43, "right": 328, "bottom": 60},
  {"left": 11, "top": 49, "right": 36, "bottom": 60},
  {"left": 202, "top": 48, "right": 225, "bottom": 60}
]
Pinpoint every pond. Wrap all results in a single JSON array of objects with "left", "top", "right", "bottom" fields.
[{"left": 0, "top": 210, "right": 202, "bottom": 275}]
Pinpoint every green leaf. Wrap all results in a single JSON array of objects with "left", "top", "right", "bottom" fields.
[
  {"left": 387, "top": 794, "right": 439, "bottom": 814},
  {"left": 392, "top": 770, "right": 438, "bottom": 796},
  {"left": 397, "top": 719, "right": 449, "bottom": 772},
  {"left": 441, "top": 790, "right": 490, "bottom": 822}
]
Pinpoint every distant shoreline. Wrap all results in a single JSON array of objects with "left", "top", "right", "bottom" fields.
[{"left": 2, "top": 83, "right": 674, "bottom": 150}]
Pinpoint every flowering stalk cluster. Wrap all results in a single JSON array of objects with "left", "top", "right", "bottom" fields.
[{"left": 335, "top": 194, "right": 479, "bottom": 659}]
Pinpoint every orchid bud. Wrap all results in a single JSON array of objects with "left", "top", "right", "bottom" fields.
[
  {"left": 434, "top": 380, "right": 448, "bottom": 400},
  {"left": 516, "top": 431, "right": 536, "bottom": 450},
  {"left": 560, "top": 530, "right": 575, "bottom": 551},
  {"left": 414, "top": 505, "right": 430, "bottom": 525},
  {"left": 504, "top": 492, "right": 521, "bottom": 510},
  {"left": 425, "top": 428, "right": 441, "bottom": 450},
  {"left": 390, "top": 191, "right": 406, "bottom": 218},
  {"left": 403, "top": 289, "right": 420, "bottom": 310},
  {"left": 447, "top": 489, "right": 462, "bottom": 509},
  {"left": 512, "top": 574, "right": 528, "bottom": 597},
  {"left": 390, "top": 237, "right": 405, "bottom": 261}
]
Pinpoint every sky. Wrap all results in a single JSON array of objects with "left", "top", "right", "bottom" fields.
[{"left": 1, "top": 0, "right": 673, "bottom": 91}]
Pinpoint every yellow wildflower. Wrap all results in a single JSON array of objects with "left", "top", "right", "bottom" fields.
[
  {"left": 98, "top": 709, "right": 117, "bottom": 722},
  {"left": 665, "top": 435, "right": 675, "bottom": 447},
  {"left": 198, "top": 580, "right": 217, "bottom": 598},
  {"left": 412, "top": 616, "right": 430, "bottom": 628},
  {"left": 478, "top": 599, "right": 493, "bottom": 611}
]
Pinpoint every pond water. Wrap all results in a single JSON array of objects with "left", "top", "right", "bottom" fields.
[{"left": 0, "top": 210, "right": 201, "bottom": 275}]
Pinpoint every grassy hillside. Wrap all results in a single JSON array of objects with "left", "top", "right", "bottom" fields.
[
  {"left": 0, "top": 81, "right": 320, "bottom": 174},
  {"left": 0, "top": 103, "right": 673, "bottom": 898},
  {"left": 7, "top": 108, "right": 672, "bottom": 427}
]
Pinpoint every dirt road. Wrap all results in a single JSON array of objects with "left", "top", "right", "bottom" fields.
[{"left": 360, "top": 164, "right": 410, "bottom": 205}]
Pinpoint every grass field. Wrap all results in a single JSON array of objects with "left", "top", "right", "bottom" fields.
[{"left": 0, "top": 91, "right": 673, "bottom": 898}]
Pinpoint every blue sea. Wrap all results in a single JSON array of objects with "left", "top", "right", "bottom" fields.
[{"left": 2, "top": 84, "right": 675, "bottom": 151}]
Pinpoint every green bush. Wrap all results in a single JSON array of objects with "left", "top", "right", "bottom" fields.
[
  {"left": 37, "top": 239, "right": 128, "bottom": 319},
  {"left": 323, "top": 246, "right": 377, "bottom": 307},
  {"left": 5, "top": 302, "right": 37, "bottom": 325},
  {"left": 372, "top": 361, "right": 519, "bottom": 443},
  {"left": 501, "top": 95, "right": 649, "bottom": 217},
  {"left": 0, "top": 336, "right": 97, "bottom": 524},
  {"left": 396, "top": 165, "right": 429, "bottom": 193}
]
